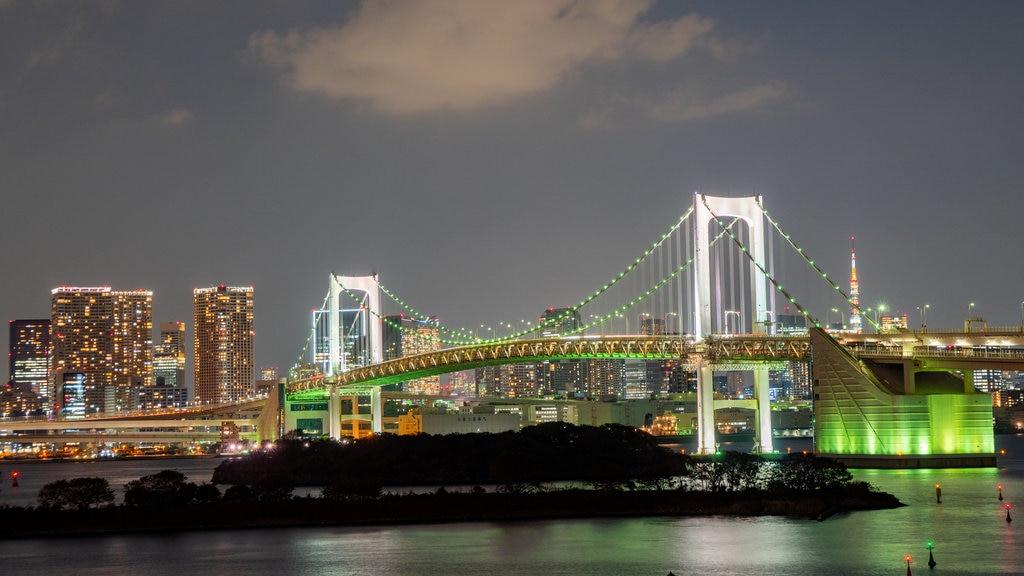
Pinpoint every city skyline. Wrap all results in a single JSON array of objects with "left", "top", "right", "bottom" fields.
[{"left": 3, "top": 1, "right": 1024, "bottom": 373}]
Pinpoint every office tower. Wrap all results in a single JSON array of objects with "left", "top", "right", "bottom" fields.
[
  {"left": 9, "top": 319, "right": 51, "bottom": 399},
  {"left": 193, "top": 285, "right": 254, "bottom": 404},
  {"left": 383, "top": 315, "right": 442, "bottom": 394},
  {"left": 111, "top": 289, "right": 153, "bottom": 409},
  {"left": 152, "top": 322, "right": 186, "bottom": 387},
  {"left": 849, "top": 237, "right": 862, "bottom": 333}
]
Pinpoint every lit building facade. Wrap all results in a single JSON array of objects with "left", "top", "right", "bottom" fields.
[
  {"left": 52, "top": 287, "right": 113, "bottom": 414},
  {"left": 880, "top": 313, "right": 908, "bottom": 333},
  {"left": 152, "top": 322, "right": 186, "bottom": 388},
  {"left": 382, "top": 315, "right": 442, "bottom": 394},
  {"left": 539, "top": 307, "right": 581, "bottom": 337},
  {"left": 193, "top": 285, "right": 254, "bottom": 404},
  {"left": 9, "top": 319, "right": 51, "bottom": 399},
  {"left": 111, "top": 290, "right": 153, "bottom": 410}
]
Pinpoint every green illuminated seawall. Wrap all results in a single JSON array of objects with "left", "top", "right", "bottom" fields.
[{"left": 810, "top": 328, "right": 995, "bottom": 468}]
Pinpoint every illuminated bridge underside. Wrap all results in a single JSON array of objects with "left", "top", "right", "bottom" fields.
[
  {"left": 811, "top": 328, "right": 995, "bottom": 468},
  {"left": 286, "top": 336, "right": 812, "bottom": 393}
]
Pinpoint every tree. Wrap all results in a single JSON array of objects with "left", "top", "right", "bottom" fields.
[
  {"left": 124, "top": 470, "right": 197, "bottom": 507},
  {"left": 38, "top": 477, "right": 114, "bottom": 510}
]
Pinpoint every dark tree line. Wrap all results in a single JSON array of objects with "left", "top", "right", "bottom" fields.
[{"left": 212, "top": 423, "right": 866, "bottom": 497}]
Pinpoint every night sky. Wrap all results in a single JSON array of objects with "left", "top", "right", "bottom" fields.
[{"left": 2, "top": 1, "right": 1023, "bottom": 377}]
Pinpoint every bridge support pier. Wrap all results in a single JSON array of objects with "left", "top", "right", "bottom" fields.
[
  {"left": 754, "top": 367, "right": 773, "bottom": 453},
  {"left": 328, "top": 387, "right": 341, "bottom": 440},
  {"left": 372, "top": 387, "right": 382, "bottom": 434},
  {"left": 696, "top": 358, "right": 716, "bottom": 454}
]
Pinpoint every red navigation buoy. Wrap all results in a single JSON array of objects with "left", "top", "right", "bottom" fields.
[
  {"left": 1006, "top": 503, "right": 1013, "bottom": 524},
  {"left": 905, "top": 554, "right": 912, "bottom": 576},
  {"left": 10, "top": 470, "right": 18, "bottom": 487},
  {"left": 998, "top": 484, "right": 1004, "bottom": 501},
  {"left": 935, "top": 484, "right": 941, "bottom": 504}
]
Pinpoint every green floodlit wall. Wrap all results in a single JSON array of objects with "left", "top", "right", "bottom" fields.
[{"left": 811, "top": 328, "right": 994, "bottom": 457}]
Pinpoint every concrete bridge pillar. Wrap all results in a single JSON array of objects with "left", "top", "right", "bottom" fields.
[
  {"left": 754, "top": 367, "right": 773, "bottom": 453},
  {"left": 696, "top": 358, "right": 716, "bottom": 454},
  {"left": 328, "top": 387, "right": 340, "bottom": 440},
  {"left": 372, "top": 387, "right": 383, "bottom": 434},
  {"left": 962, "top": 370, "right": 975, "bottom": 393}
]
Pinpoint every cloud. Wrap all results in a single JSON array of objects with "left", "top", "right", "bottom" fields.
[
  {"left": 645, "top": 81, "right": 790, "bottom": 123},
  {"left": 251, "top": 0, "right": 715, "bottom": 115},
  {"left": 156, "top": 108, "right": 194, "bottom": 126}
]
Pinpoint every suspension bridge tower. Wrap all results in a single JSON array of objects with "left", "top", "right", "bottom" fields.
[
  {"left": 326, "top": 273, "right": 384, "bottom": 437},
  {"left": 692, "top": 193, "right": 774, "bottom": 454}
]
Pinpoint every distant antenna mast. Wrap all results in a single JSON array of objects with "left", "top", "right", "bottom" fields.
[{"left": 849, "top": 236, "right": 862, "bottom": 333}]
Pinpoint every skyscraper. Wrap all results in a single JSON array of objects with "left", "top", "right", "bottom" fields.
[
  {"left": 51, "top": 287, "right": 112, "bottom": 414},
  {"left": 193, "top": 285, "right": 254, "bottom": 403},
  {"left": 9, "top": 319, "right": 50, "bottom": 399},
  {"left": 111, "top": 289, "right": 153, "bottom": 409}
]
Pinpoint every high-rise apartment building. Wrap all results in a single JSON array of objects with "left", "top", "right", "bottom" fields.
[
  {"left": 112, "top": 290, "right": 153, "bottom": 409},
  {"left": 50, "top": 287, "right": 153, "bottom": 414},
  {"left": 9, "top": 319, "right": 51, "bottom": 399},
  {"left": 193, "top": 285, "right": 254, "bottom": 403}
]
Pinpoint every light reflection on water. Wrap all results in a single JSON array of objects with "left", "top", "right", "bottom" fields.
[{"left": 1, "top": 435, "right": 1022, "bottom": 575}]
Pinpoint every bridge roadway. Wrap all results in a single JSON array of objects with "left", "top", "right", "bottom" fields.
[
  {"left": 5, "top": 329, "right": 1022, "bottom": 447},
  {"left": 287, "top": 334, "right": 813, "bottom": 393},
  {"left": 287, "top": 329, "right": 1024, "bottom": 393}
]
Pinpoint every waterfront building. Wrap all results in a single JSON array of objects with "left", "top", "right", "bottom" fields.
[
  {"left": 193, "top": 285, "right": 254, "bottom": 404},
  {"left": 8, "top": 319, "right": 50, "bottom": 400}
]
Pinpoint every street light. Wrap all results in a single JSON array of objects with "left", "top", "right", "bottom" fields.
[
  {"left": 615, "top": 312, "right": 630, "bottom": 334},
  {"left": 724, "top": 310, "right": 740, "bottom": 334},
  {"left": 916, "top": 304, "right": 929, "bottom": 329},
  {"left": 828, "top": 308, "right": 844, "bottom": 330},
  {"left": 665, "top": 312, "right": 679, "bottom": 335}
]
